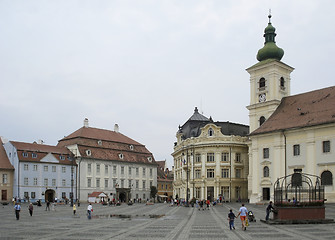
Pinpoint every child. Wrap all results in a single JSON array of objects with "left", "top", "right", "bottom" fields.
[{"left": 227, "top": 209, "right": 236, "bottom": 230}]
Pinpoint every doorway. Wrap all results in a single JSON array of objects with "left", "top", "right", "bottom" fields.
[
  {"left": 207, "top": 187, "right": 214, "bottom": 201},
  {"left": 45, "top": 189, "right": 55, "bottom": 202},
  {"left": 263, "top": 188, "right": 270, "bottom": 201},
  {"left": 1, "top": 190, "right": 7, "bottom": 201}
]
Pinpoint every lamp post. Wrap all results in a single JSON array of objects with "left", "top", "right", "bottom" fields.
[{"left": 186, "top": 148, "right": 189, "bottom": 207}]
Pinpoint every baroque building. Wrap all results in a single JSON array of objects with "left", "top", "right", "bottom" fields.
[
  {"left": 247, "top": 14, "right": 335, "bottom": 203},
  {"left": 57, "top": 119, "right": 157, "bottom": 202},
  {"left": 172, "top": 107, "right": 249, "bottom": 202}
]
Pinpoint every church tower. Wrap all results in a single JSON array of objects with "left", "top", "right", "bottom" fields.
[{"left": 246, "top": 14, "right": 294, "bottom": 133}]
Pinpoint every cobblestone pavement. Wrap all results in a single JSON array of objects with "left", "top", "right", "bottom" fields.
[{"left": 0, "top": 202, "right": 334, "bottom": 239}]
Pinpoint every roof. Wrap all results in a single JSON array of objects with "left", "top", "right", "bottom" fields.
[
  {"left": 88, "top": 192, "right": 105, "bottom": 198},
  {"left": 250, "top": 86, "right": 335, "bottom": 136},
  {"left": 187, "top": 107, "right": 210, "bottom": 122},
  {"left": 0, "top": 139, "right": 14, "bottom": 170}
]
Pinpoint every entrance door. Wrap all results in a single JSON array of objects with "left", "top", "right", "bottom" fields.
[
  {"left": 1, "top": 190, "right": 7, "bottom": 201},
  {"left": 45, "top": 189, "right": 55, "bottom": 202},
  {"left": 207, "top": 187, "right": 214, "bottom": 201},
  {"left": 263, "top": 188, "right": 270, "bottom": 200}
]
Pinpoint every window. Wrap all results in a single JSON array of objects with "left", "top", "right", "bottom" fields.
[
  {"left": 121, "top": 166, "right": 125, "bottom": 175},
  {"left": 128, "top": 180, "right": 132, "bottom": 188},
  {"left": 52, "top": 166, "right": 56, "bottom": 172},
  {"left": 208, "top": 128, "right": 214, "bottom": 136},
  {"left": 235, "top": 169, "right": 241, "bottom": 178},
  {"left": 113, "top": 166, "right": 117, "bottom": 174},
  {"left": 293, "top": 144, "right": 300, "bottom": 156},
  {"left": 31, "top": 192, "right": 36, "bottom": 199},
  {"left": 87, "top": 178, "right": 91, "bottom": 187},
  {"left": 143, "top": 168, "right": 146, "bottom": 176},
  {"left": 129, "top": 167, "right": 132, "bottom": 175},
  {"left": 62, "top": 192, "right": 66, "bottom": 198},
  {"left": 136, "top": 168, "right": 139, "bottom": 176},
  {"left": 98, "top": 140, "right": 102, "bottom": 145},
  {"left": 24, "top": 164, "right": 28, "bottom": 171},
  {"left": 113, "top": 179, "right": 116, "bottom": 188},
  {"left": 62, "top": 167, "right": 66, "bottom": 173},
  {"left": 165, "top": 184, "right": 168, "bottom": 190},
  {"left": 119, "top": 153, "right": 124, "bottom": 159},
  {"left": 195, "top": 154, "right": 201, "bottom": 163},
  {"left": 150, "top": 168, "right": 153, "bottom": 177},
  {"left": 24, "top": 177, "right": 28, "bottom": 185},
  {"left": 207, "top": 153, "right": 215, "bottom": 162},
  {"left": 143, "top": 194, "right": 146, "bottom": 200},
  {"left": 88, "top": 164, "right": 92, "bottom": 174},
  {"left": 323, "top": 141, "right": 330, "bottom": 153},
  {"left": 263, "top": 148, "right": 269, "bottom": 159},
  {"left": 24, "top": 192, "right": 29, "bottom": 199},
  {"left": 195, "top": 187, "right": 201, "bottom": 198},
  {"left": 260, "top": 116, "right": 266, "bottom": 126},
  {"left": 142, "top": 180, "right": 146, "bottom": 189},
  {"left": 105, "top": 165, "right": 108, "bottom": 175},
  {"left": 96, "top": 164, "right": 100, "bottom": 174},
  {"left": 33, "top": 165, "right": 38, "bottom": 171},
  {"left": 22, "top": 152, "right": 28, "bottom": 157},
  {"left": 221, "top": 169, "right": 229, "bottom": 178},
  {"left": 263, "top": 166, "right": 269, "bottom": 177},
  {"left": 221, "top": 152, "right": 229, "bottom": 162},
  {"left": 60, "top": 155, "right": 65, "bottom": 160},
  {"left": 2, "top": 174, "right": 8, "bottom": 184},
  {"left": 235, "top": 153, "right": 241, "bottom": 162},
  {"left": 321, "top": 171, "right": 333, "bottom": 186},
  {"left": 32, "top": 153, "right": 37, "bottom": 158},
  {"left": 62, "top": 179, "right": 66, "bottom": 186},
  {"left": 259, "top": 77, "right": 266, "bottom": 88},
  {"left": 44, "top": 178, "right": 48, "bottom": 186},
  {"left": 150, "top": 181, "right": 153, "bottom": 187},
  {"left": 33, "top": 178, "right": 37, "bottom": 186},
  {"left": 121, "top": 179, "right": 124, "bottom": 188},
  {"left": 195, "top": 169, "right": 201, "bottom": 179},
  {"left": 136, "top": 180, "right": 139, "bottom": 189},
  {"left": 44, "top": 165, "right": 48, "bottom": 172},
  {"left": 52, "top": 179, "right": 56, "bottom": 186},
  {"left": 280, "top": 77, "right": 285, "bottom": 89},
  {"left": 129, "top": 145, "right": 134, "bottom": 150},
  {"left": 96, "top": 178, "right": 100, "bottom": 188},
  {"left": 207, "top": 169, "right": 215, "bottom": 178},
  {"left": 105, "top": 179, "right": 109, "bottom": 188}
]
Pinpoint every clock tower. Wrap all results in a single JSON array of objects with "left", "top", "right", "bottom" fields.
[{"left": 246, "top": 14, "right": 294, "bottom": 133}]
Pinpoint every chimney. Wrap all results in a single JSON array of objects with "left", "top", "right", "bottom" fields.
[
  {"left": 84, "top": 118, "right": 89, "bottom": 128},
  {"left": 114, "top": 124, "right": 119, "bottom": 133},
  {"left": 37, "top": 139, "right": 44, "bottom": 144}
]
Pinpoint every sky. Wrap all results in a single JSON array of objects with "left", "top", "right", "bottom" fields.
[{"left": 1, "top": 0, "right": 334, "bottom": 169}]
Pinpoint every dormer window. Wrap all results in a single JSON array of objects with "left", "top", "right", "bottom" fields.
[
  {"left": 97, "top": 140, "right": 102, "bottom": 146},
  {"left": 259, "top": 77, "right": 266, "bottom": 90},
  {"left": 119, "top": 153, "right": 124, "bottom": 159},
  {"left": 60, "top": 155, "right": 65, "bottom": 160},
  {"left": 129, "top": 145, "right": 134, "bottom": 150},
  {"left": 32, "top": 153, "right": 37, "bottom": 158},
  {"left": 22, "top": 152, "right": 28, "bottom": 157},
  {"left": 147, "top": 157, "right": 152, "bottom": 162},
  {"left": 86, "top": 150, "right": 91, "bottom": 156},
  {"left": 208, "top": 128, "right": 214, "bottom": 137}
]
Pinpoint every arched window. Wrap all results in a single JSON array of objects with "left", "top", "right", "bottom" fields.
[
  {"left": 321, "top": 170, "right": 333, "bottom": 186},
  {"left": 208, "top": 128, "right": 214, "bottom": 137},
  {"left": 260, "top": 116, "right": 266, "bottom": 126},
  {"left": 263, "top": 166, "right": 269, "bottom": 177},
  {"left": 280, "top": 77, "right": 285, "bottom": 88},
  {"left": 259, "top": 78, "right": 266, "bottom": 88}
]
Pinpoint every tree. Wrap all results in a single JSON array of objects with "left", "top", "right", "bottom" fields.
[{"left": 150, "top": 186, "right": 158, "bottom": 202}]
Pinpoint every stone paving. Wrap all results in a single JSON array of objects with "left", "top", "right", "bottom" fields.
[{"left": 0, "top": 202, "right": 334, "bottom": 239}]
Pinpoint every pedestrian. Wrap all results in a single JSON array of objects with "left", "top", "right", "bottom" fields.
[
  {"left": 199, "top": 200, "right": 204, "bottom": 210},
  {"left": 266, "top": 201, "right": 274, "bottom": 221},
  {"left": 206, "top": 199, "right": 210, "bottom": 210},
  {"left": 237, "top": 203, "right": 248, "bottom": 230},
  {"left": 87, "top": 203, "right": 93, "bottom": 219},
  {"left": 73, "top": 204, "right": 77, "bottom": 215},
  {"left": 28, "top": 203, "right": 34, "bottom": 216},
  {"left": 227, "top": 209, "right": 236, "bottom": 230},
  {"left": 14, "top": 202, "right": 21, "bottom": 220},
  {"left": 46, "top": 201, "right": 50, "bottom": 211}
]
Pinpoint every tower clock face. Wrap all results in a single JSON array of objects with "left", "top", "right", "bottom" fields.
[{"left": 259, "top": 93, "right": 266, "bottom": 102}]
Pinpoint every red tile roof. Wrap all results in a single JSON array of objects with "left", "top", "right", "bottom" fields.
[
  {"left": 250, "top": 86, "right": 335, "bottom": 135},
  {"left": 88, "top": 192, "right": 105, "bottom": 198},
  {"left": 0, "top": 139, "right": 14, "bottom": 170}
]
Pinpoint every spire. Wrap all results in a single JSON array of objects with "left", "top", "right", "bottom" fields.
[{"left": 256, "top": 13, "right": 284, "bottom": 62}]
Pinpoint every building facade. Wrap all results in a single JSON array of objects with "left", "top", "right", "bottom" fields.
[
  {"left": 172, "top": 107, "right": 249, "bottom": 202},
  {"left": 0, "top": 138, "right": 14, "bottom": 203},
  {"left": 3, "top": 140, "right": 76, "bottom": 202},
  {"left": 156, "top": 160, "right": 173, "bottom": 201},
  {"left": 57, "top": 119, "right": 157, "bottom": 202},
  {"left": 247, "top": 15, "right": 335, "bottom": 203}
]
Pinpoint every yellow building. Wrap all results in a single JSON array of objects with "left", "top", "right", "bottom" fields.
[
  {"left": 172, "top": 107, "right": 249, "bottom": 202},
  {"left": 247, "top": 15, "right": 335, "bottom": 203}
]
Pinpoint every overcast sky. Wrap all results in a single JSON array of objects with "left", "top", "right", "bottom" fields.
[{"left": 1, "top": 0, "right": 334, "bottom": 168}]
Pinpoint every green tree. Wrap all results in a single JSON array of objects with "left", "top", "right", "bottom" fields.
[{"left": 150, "top": 186, "right": 158, "bottom": 202}]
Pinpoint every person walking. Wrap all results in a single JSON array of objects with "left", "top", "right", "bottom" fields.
[
  {"left": 237, "top": 203, "right": 248, "bottom": 230},
  {"left": 87, "top": 203, "right": 93, "bottom": 219},
  {"left": 227, "top": 209, "right": 236, "bottom": 230},
  {"left": 73, "top": 204, "right": 77, "bottom": 215},
  {"left": 46, "top": 201, "right": 50, "bottom": 211},
  {"left": 266, "top": 201, "right": 274, "bottom": 221},
  {"left": 28, "top": 203, "right": 34, "bottom": 216},
  {"left": 14, "top": 202, "right": 21, "bottom": 220}
]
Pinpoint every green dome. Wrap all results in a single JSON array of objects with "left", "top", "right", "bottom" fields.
[{"left": 256, "top": 15, "right": 284, "bottom": 62}]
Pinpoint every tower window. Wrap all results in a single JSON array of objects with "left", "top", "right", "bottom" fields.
[
  {"left": 260, "top": 116, "right": 266, "bottom": 126},
  {"left": 259, "top": 78, "right": 266, "bottom": 89},
  {"left": 263, "top": 148, "right": 269, "bottom": 159},
  {"left": 208, "top": 128, "right": 214, "bottom": 136},
  {"left": 263, "top": 166, "right": 269, "bottom": 177},
  {"left": 280, "top": 77, "right": 285, "bottom": 89},
  {"left": 322, "top": 141, "right": 330, "bottom": 153}
]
